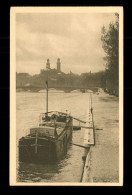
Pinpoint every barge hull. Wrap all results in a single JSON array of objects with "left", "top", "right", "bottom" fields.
[{"left": 19, "top": 123, "right": 72, "bottom": 163}]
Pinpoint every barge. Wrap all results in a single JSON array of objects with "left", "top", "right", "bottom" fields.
[
  {"left": 19, "top": 111, "right": 73, "bottom": 163},
  {"left": 18, "top": 81, "right": 86, "bottom": 164}
]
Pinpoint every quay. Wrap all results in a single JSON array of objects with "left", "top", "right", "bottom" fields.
[
  {"left": 80, "top": 92, "right": 119, "bottom": 183},
  {"left": 80, "top": 93, "right": 95, "bottom": 182}
]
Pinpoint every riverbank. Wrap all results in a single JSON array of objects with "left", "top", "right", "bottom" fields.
[{"left": 82, "top": 91, "right": 119, "bottom": 184}]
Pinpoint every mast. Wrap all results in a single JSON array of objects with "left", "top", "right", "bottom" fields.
[{"left": 46, "top": 80, "right": 48, "bottom": 116}]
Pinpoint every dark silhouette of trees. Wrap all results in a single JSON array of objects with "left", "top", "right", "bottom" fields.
[
  {"left": 16, "top": 70, "right": 106, "bottom": 90},
  {"left": 101, "top": 13, "right": 119, "bottom": 94}
]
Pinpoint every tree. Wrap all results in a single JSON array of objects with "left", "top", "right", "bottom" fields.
[{"left": 101, "top": 13, "right": 119, "bottom": 91}]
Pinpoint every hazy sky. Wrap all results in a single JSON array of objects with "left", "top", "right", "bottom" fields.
[{"left": 16, "top": 12, "right": 116, "bottom": 75}]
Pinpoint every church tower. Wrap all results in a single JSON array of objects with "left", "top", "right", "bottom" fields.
[
  {"left": 46, "top": 59, "right": 50, "bottom": 70},
  {"left": 57, "top": 58, "right": 61, "bottom": 72}
]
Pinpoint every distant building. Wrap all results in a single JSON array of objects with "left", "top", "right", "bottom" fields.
[
  {"left": 46, "top": 59, "right": 50, "bottom": 70},
  {"left": 41, "top": 58, "right": 62, "bottom": 74},
  {"left": 57, "top": 58, "right": 61, "bottom": 72}
]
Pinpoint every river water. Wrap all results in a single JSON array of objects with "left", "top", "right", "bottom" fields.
[{"left": 16, "top": 89, "right": 119, "bottom": 183}]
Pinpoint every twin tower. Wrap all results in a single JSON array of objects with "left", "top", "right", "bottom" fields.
[{"left": 46, "top": 58, "right": 61, "bottom": 72}]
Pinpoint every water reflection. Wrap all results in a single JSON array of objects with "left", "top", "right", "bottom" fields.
[
  {"left": 18, "top": 162, "right": 60, "bottom": 182},
  {"left": 17, "top": 143, "right": 73, "bottom": 182}
]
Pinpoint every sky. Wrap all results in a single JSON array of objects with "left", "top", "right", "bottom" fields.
[{"left": 16, "top": 12, "right": 116, "bottom": 75}]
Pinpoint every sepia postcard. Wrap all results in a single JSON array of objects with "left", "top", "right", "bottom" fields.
[{"left": 10, "top": 7, "right": 123, "bottom": 186}]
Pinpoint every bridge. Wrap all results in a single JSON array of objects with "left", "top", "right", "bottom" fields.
[{"left": 16, "top": 85, "right": 99, "bottom": 93}]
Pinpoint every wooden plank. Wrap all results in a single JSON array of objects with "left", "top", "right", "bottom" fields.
[
  {"left": 24, "top": 136, "right": 35, "bottom": 139},
  {"left": 81, "top": 126, "right": 93, "bottom": 129}
]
